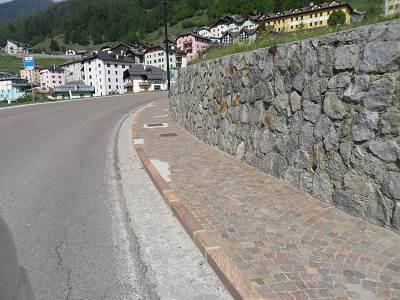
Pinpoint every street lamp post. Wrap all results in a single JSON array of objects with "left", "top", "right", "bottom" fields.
[{"left": 162, "top": 0, "right": 171, "bottom": 91}]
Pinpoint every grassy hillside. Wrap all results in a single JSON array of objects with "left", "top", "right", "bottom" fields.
[{"left": 0, "top": 55, "right": 68, "bottom": 74}]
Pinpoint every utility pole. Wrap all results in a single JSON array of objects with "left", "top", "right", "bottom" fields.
[
  {"left": 162, "top": 0, "right": 171, "bottom": 91},
  {"left": 30, "top": 69, "right": 35, "bottom": 103}
]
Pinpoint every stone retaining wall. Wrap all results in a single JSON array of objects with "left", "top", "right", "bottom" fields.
[{"left": 169, "top": 21, "right": 400, "bottom": 232}]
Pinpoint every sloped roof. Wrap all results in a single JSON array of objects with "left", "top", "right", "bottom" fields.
[
  {"left": 123, "top": 64, "right": 166, "bottom": 81},
  {"left": 176, "top": 32, "right": 211, "bottom": 43},
  {"left": 54, "top": 82, "right": 95, "bottom": 93},
  {"left": 262, "top": 1, "right": 352, "bottom": 21},
  {"left": 221, "top": 28, "right": 258, "bottom": 39},
  {"left": 82, "top": 51, "right": 138, "bottom": 63},
  {"left": 7, "top": 39, "right": 30, "bottom": 48}
]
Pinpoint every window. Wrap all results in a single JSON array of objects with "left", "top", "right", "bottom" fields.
[
  {"left": 108, "top": 78, "right": 111, "bottom": 82},
  {"left": 116, "top": 78, "right": 118, "bottom": 82},
  {"left": 59, "top": 81, "right": 62, "bottom": 84},
  {"left": 89, "top": 68, "right": 92, "bottom": 72},
  {"left": 89, "top": 75, "right": 92, "bottom": 79},
  {"left": 115, "top": 64, "right": 118, "bottom": 67},
  {"left": 314, "top": 22, "right": 318, "bottom": 25},
  {"left": 122, "top": 65, "right": 125, "bottom": 68},
  {"left": 320, "top": 21, "right": 323, "bottom": 25},
  {"left": 320, "top": 12, "right": 323, "bottom": 16},
  {"left": 98, "top": 63, "right": 100, "bottom": 67},
  {"left": 109, "top": 85, "right": 111, "bottom": 89},
  {"left": 52, "top": 80, "right": 55, "bottom": 83},
  {"left": 107, "top": 63, "right": 110, "bottom": 67},
  {"left": 108, "top": 70, "right": 110, "bottom": 74},
  {"left": 116, "top": 85, "right": 119, "bottom": 89},
  {"left": 115, "top": 71, "right": 117, "bottom": 75}
]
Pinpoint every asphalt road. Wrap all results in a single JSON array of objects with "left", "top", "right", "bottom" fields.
[{"left": 0, "top": 93, "right": 165, "bottom": 299}]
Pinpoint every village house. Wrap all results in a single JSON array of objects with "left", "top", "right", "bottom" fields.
[
  {"left": 52, "top": 82, "right": 95, "bottom": 100},
  {"left": 81, "top": 51, "right": 138, "bottom": 96},
  {"left": 144, "top": 44, "right": 182, "bottom": 81},
  {"left": 20, "top": 68, "right": 41, "bottom": 84},
  {"left": 209, "top": 17, "right": 231, "bottom": 41},
  {"left": 60, "top": 60, "right": 84, "bottom": 83},
  {"left": 123, "top": 64, "right": 167, "bottom": 93},
  {"left": 176, "top": 32, "right": 210, "bottom": 62},
  {"left": 196, "top": 27, "right": 211, "bottom": 38},
  {"left": 40, "top": 66, "right": 65, "bottom": 90},
  {"left": 0, "top": 77, "right": 31, "bottom": 103},
  {"left": 259, "top": 1, "right": 352, "bottom": 33},
  {"left": 209, "top": 15, "right": 260, "bottom": 43},
  {"left": 108, "top": 43, "right": 145, "bottom": 63},
  {"left": 227, "top": 15, "right": 259, "bottom": 32},
  {"left": 220, "top": 28, "right": 258, "bottom": 44},
  {"left": 0, "top": 70, "right": 16, "bottom": 79},
  {"left": 5, "top": 40, "right": 30, "bottom": 55}
]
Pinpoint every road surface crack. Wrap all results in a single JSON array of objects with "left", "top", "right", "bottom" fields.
[
  {"left": 65, "top": 269, "right": 72, "bottom": 300},
  {"left": 55, "top": 241, "right": 64, "bottom": 271}
]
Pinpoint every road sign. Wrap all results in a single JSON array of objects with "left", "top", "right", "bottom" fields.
[{"left": 24, "top": 57, "right": 35, "bottom": 70}]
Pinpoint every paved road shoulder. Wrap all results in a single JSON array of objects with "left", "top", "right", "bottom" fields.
[{"left": 116, "top": 105, "right": 231, "bottom": 299}]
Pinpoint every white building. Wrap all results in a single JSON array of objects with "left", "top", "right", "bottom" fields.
[
  {"left": 144, "top": 45, "right": 184, "bottom": 81},
  {"left": 210, "top": 18, "right": 230, "bottom": 40},
  {"left": 123, "top": 64, "right": 167, "bottom": 93},
  {"left": 60, "top": 60, "right": 83, "bottom": 83},
  {"left": 227, "top": 16, "right": 258, "bottom": 32},
  {"left": 0, "top": 77, "right": 30, "bottom": 103},
  {"left": 65, "top": 49, "right": 76, "bottom": 56},
  {"left": 196, "top": 27, "right": 211, "bottom": 38},
  {"left": 81, "top": 51, "right": 138, "bottom": 96},
  {"left": 209, "top": 15, "right": 260, "bottom": 43},
  {"left": 5, "top": 40, "right": 30, "bottom": 55}
]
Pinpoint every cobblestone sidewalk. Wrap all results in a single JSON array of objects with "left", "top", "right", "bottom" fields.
[{"left": 134, "top": 98, "right": 400, "bottom": 300}]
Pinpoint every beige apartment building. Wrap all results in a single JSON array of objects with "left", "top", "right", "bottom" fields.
[
  {"left": 259, "top": 1, "right": 352, "bottom": 33},
  {"left": 385, "top": 0, "right": 400, "bottom": 15},
  {"left": 20, "top": 68, "right": 41, "bottom": 84}
]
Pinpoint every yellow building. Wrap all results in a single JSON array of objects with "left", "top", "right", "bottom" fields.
[
  {"left": 260, "top": 1, "right": 352, "bottom": 33},
  {"left": 385, "top": 0, "right": 400, "bottom": 16},
  {"left": 20, "top": 68, "right": 41, "bottom": 84}
]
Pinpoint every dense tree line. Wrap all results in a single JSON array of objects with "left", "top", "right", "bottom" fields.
[
  {"left": 0, "top": 0, "right": 327, "bottom": 46},
  {"left": 0, "top": 0, "right": 53, "bottom": 26}
]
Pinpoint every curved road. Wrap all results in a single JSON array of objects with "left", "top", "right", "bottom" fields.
[{"left": 0, "top": 93, "right": 165, "bottom": 299}]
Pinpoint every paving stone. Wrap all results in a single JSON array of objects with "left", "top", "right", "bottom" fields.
[{"left": 135, "top": 98, "right": 400, "bottom": 299}]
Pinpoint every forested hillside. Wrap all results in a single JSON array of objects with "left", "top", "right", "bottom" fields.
[
  {"left": 0, "top": 0, "right": 53, "bottom": 26},
  {"left": 0, "top": 0, "right": 384, "bottom": 47}
]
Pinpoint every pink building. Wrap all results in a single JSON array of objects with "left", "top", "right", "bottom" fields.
[
  {"left": 40, "top": 66, "right": 65, "bottom": 89},
  {"left": 176, "top": 32, "right": 210, "bottom": 62}
]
